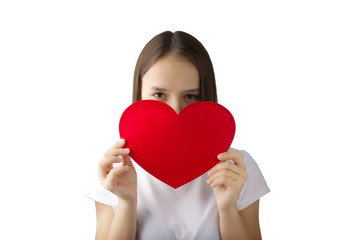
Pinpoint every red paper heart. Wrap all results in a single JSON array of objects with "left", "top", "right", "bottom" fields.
[{"left": 119, "top": 100, "right": 236, "bottom": 188}]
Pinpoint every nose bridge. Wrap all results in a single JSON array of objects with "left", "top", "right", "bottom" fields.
[{"left": 168, "top": 96, "right": 183, "bottom": 114}]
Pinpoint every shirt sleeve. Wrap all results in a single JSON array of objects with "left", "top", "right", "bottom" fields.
[
  {"left": 83, "top": 179, "right": 118, "bottom": 211},
  {"left": 229, "top": 149, "right": 270, "bottom": 211}
]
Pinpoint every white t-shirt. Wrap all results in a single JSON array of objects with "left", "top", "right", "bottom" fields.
[{"left": 84, "top": 148, "right": 270, "bottom": 240}]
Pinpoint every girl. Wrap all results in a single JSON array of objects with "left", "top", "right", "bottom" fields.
[{"left": 86, "top": 31, "right": 270, "bottom": 240}]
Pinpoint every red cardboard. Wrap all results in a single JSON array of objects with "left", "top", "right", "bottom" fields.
[{"left": 119, "top": 100, "right": 236, "bottom": 188}]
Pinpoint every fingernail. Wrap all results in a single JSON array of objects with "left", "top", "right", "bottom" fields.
[
  {"left": 119, "top": 139, "right": 125, "bottom": 144},
  {"left": 218, "top": 154, "right": 224, "bottom": 160}
]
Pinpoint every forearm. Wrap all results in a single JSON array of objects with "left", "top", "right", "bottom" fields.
[
  {"left": 219, "top": 206, "right": 249, "bottom": 240},
  {"left": 107, "top": 199, "right": 137, "bottom": 240}
]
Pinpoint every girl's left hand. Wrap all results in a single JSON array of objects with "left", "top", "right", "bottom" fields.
[{"left": 207, "top": 151, "right": 248, "bottom": 212}]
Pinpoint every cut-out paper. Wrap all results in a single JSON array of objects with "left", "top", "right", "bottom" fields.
[{"left": 119, "top": 100, "right": 236, "bottom": 188}]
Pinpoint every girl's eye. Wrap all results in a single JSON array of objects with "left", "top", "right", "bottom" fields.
[
  {"left": 185, "top": 94, "right": 199, "bottom": 101},
  {"left": 154, "top": 92, "right": 166, "bottom": 99}
]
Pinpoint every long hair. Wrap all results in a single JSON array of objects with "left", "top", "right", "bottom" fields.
[{"left": 132, "top": 31, "right": 217, "bottom": 103}]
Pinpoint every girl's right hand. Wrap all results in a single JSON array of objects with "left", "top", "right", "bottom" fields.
[{"left": 98, "top": 139, "right": 137, "bottom": 203}]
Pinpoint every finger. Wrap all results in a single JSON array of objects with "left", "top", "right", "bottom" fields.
[
  {"left": 210, "top": 161, "right": 241, "bottom": 176},
  {"left": 115, "top": 138, "right": 126, "bottom": 148},
  {"left": 209, "top": 175, "right": 237, "bottom": 188},
  {"left": 99, "top": 155, "right": 123, "bottom": 169},
  {"left": 108, "top": 165, "right": 129, "bottom": 178},
  {"left": 208, "top": 168, "right": 239, "bottom": 184},
  {"left": 218, "top": 151, "right": 241, "bottom": 162},
  {"left": 122, "top": 154, "right": 133, "bottom": 167},
  {"left": 218, "top": 151, "right": 246, "bottom": 171},
  {"left": 104, "top": 139, "right": 127, "bottom": 155},
  {"left": 106, "top": 148, "right": 130, "bottom": 157},
  {"left": 208, "top": 167, "right": 248, "bottom": 185},
  {"left": 103, "top": 165, "right": 130, "bottom": 190},
  {"left": 98, "top": 156, "right": 123, "bottom": 182}
]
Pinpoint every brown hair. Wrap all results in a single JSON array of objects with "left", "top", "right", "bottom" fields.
[{"left": 132, "top": 31, "right": 218, "bottom": 103}]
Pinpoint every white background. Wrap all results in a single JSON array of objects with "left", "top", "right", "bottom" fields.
[{"left": 1, "top": 0, "right": 359, "bottom": 239}]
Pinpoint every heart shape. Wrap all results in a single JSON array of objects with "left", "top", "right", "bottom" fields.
[{"left": 119, "top": 100, "right": 236, "bottom": 188}]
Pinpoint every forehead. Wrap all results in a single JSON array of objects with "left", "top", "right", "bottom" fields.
[{"left": 142, "top": 55, "right": 200, "bottom": 90}]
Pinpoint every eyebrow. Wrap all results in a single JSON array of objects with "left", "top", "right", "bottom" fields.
[{"left": 150, "top": 86, "right": 200, "bottom": 93}]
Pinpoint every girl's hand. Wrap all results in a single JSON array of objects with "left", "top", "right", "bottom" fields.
[
  {"left": 98, "top": 139, "right": 137, "bottom": 203},
  {"left": 207, "top": 151, "right": 248, "bottom": 212}
]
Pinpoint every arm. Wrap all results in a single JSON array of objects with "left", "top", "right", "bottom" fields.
[
  {"left": 95, "top": 200, "right": 137, "bottom": 240},
  {"left": 218, "top": 200, "right": 261, "bottom": 240},
  {"left": 96, "top": 139, "right": 138, "bottom": 240},
  {"left": 208, "top": 151, "right": 262, "bottom": 239}
]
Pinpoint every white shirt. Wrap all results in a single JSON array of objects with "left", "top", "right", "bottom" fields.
[{"left": 84, "top": 148, "right": 270, "bottom": 240}]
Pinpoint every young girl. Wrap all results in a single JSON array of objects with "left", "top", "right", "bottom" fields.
[{"left": 86, "top": 31, "right": 270, "bottom": 240}]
